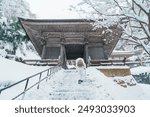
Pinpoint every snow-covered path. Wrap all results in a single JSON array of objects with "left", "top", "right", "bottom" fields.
[
  {"left": 25, "top": 69, "right": 105, "bottom": 100},
  {"left": 24, "top": 67, "right": 150, "bottom": 100}
]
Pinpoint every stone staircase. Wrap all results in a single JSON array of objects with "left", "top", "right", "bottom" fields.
[
  {"left": 48, "top": 70, "right": 96, "bottom": 100},
  {"left": 24, "top": 69, "right": 106, "bottom": 100}
]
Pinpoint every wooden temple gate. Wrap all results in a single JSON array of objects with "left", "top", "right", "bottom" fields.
[{"left": 19, "top": 18, "right": 122, "bottom": 68}]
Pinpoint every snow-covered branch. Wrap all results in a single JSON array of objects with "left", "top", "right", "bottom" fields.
[
  {"left": 133, "top": 0, "right": 149, "bottom": 15},
  {"left": 73, "top": 0, "right": 150, "bottom": 55}
]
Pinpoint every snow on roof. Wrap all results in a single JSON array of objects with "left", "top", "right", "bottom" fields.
[
  {"left": 112, "top": 50, "right": 134, "bottom": 54},
  {"left": 96, "top": 66, "right": 130, "bottom": 69},
  {"left": 111, "top": 50, "right": 134, "bottom": 57}
]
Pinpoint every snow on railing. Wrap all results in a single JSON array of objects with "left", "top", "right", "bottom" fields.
[
  {"left": 23, "top": 59, "right": 61, "bottom": 66},
  {"left": 89, "top": 59, "right": 150, "bottom": 67},
  {"left": 0, "top": 64, "right": 61, "bottom": 100}
]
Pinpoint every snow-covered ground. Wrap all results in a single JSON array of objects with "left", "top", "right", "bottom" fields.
[
  {"left": 0, "top": 57, "right": 150, "bottom": 100},
  {"left": 0, "top": 57, "right": 48, "bottom": 89},
  {"left": 131, "top": 66, "right": 150, "bottom": 75},
  {"left": 24, "top": 67, "right": 150, "bottom": 100}
]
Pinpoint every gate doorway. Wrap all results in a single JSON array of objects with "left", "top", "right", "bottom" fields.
[{"left": 65, "top": 44, "right": 85, "bottom": 60}]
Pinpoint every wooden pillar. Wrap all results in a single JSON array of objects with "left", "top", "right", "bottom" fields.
[
  {"left": 61, "top": 44, "right": 67, "bottom": 69},
  {"left": 84, "top": 34, "right": 89, "bottom": 65},
  {"left": 85, "top": 44, "right": 89, "bottom": 65},
  {"left": 41, "top": 46, "right": 46, "bottom": 59}
]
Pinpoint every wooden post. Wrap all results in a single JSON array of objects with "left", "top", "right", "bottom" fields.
[
  {"left": 41, "top": 46, "right": 46, "bottom": 59},
  {"left": 87, "top": 56, "right": 91, "bottom": 67},
  {"left": 110, "top": 60, "right": 113, "bottom": 65},
  {"left": 85, "top": 45, "right": 88, "bottom": 65}
]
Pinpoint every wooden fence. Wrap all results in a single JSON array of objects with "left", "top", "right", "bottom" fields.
[
  {"left": 22, "top": 59, "right": 61, "bottom": 66},
  {"left": 89, "top": 59, "right": 150, "bottom": 67}
]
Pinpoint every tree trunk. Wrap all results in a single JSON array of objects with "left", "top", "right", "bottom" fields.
[
  {"left": 148, "top": 11, "right": 150, "bottom": 32},
  {"left": 13, "top": 43, "right": 17, "bottom": 55}
]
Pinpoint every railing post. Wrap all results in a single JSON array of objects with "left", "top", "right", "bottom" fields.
[
  {"left": 49, "top": 69, "right": 52, "bottom": 80},
  {"left": 46, "top": 69, "right": 49, "bottom": 82},
  {"left": 51, "top": 67, "right": 54, "bottom": 78},
  {"left": 54, "top": 66, "right": 56, "bottom": 74},
  {"left": 48, "top": 69, "right": 50, "bottom": 76},
  {"left": 22, "top": 78, "right": 29, "bottom": 100},
  {"left": 110, "top": 60, "right": 113, "bottom": 65},
  {"left": 37, "top": 73, "right": 42, "bottom": 89}
]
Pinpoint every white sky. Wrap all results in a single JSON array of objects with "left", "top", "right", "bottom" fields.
[{"left": 25, "top": 0, "right": 81, "bottom": 19}]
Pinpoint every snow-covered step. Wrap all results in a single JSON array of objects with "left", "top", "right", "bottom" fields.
[
  {"left": 24, "top": 67, "right": 150, "bottom": 100},
  {"left": 48, "top": 70, "right": 97, "bottom": 100},
  {"left": 49, "top": 91, "right": 94, "bottom": 100}
]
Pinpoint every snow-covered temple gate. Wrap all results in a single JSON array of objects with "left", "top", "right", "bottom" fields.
[{"left": 19, "top": 18, "right": 122, "bottom": 68}]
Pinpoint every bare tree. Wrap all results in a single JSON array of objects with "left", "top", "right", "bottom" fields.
[
  {"left": 115, "top": 0, "right": 150, "bottom": 54},
  {"left": 72, "top": 0, "right": 150, "bottom": 55}
]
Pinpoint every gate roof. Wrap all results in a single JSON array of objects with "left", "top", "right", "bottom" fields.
[{"left": 19, "top": 18, "right": 122, "bottom": 57}]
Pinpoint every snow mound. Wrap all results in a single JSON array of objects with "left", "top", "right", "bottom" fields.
[
  {"left": 131, "top": 66, "right": 150, "bottom": 75},
  {"left": 0, "top": 57, "right": 48, "bottom": 83}
]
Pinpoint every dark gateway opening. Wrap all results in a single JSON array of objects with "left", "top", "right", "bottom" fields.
[{"left": 65, "top": 44, "right": 84, "bottom": 60}]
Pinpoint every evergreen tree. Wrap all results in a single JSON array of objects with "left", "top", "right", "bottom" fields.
[
  {"left": 0, "top": 0, "right": 2, "bottom": 18},
  {"left": 0, "top": 0, "right": 35, "bottom": 56},
  {"left": 0, "top": 17, "right": 29, "bottom": 54}
]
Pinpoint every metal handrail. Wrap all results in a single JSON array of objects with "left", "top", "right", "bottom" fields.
[{"left": 0, "top": 64, "right": 61, "bottom": 100}]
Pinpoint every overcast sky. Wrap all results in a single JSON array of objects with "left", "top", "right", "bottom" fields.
[{"left": 25, "top": 0, "right": 81, "bottom": 19}]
